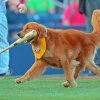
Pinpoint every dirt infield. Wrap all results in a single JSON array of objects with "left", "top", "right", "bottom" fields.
[{"left": 40, "top": 75, "right": 100, "bottom": 80}]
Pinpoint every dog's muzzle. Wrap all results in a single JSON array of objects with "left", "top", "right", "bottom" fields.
[
  {"left": 17, "top": 32, "right": 33, "bottom": 43},
  {"left": 17, "top": 33, "right": 24, "bottom": 38},
  {"left": 17, "top": 30, "right": 37, "bottom": 43}
]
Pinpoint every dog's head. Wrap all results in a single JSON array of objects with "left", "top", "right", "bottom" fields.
[
  {"left": 92, "top": 10, "right": 100, "bottom": 32},
  {"left": 18, "top": 22, "right": 47, "bottom": 43}
]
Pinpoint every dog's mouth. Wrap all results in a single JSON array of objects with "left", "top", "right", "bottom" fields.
[
  {"left": 17, "top": 30, "right": 37, "bottom": 44},
  {"left": 25, "top": 37, "right": 35, "bottom": 43},
  {"left": 20, "top": 35, "right": 35, "bottom": 44}
]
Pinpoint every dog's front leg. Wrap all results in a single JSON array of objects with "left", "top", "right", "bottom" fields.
[
  {"left": 15, "top": 60, "right": 47, "bottom": 83},
  {"left": 62, "top": 60, "right": 77, "bottom": 88}
]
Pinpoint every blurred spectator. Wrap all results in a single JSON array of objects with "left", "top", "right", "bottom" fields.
[
  {"left": 62, "top": 0, "right": 86, "bottom": 26},
  {"left": 27, "top": 0, "right": 55, "bottom": 15},
  {"left": 6, "top": 0, "right": 28, "bottom": 38},
  {"left": 55, "top": 0, "right": 64, "bottom": 13},
  {"left": 79, "top": 0, "right": 100, "bottom": 32},
  {"left": 57, "top": 0, "right": 64, "bottom": 3}
]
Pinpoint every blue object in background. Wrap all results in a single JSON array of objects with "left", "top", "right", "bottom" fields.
[{"left": 9, "top": 39, "right": 34, "bottom": 76}]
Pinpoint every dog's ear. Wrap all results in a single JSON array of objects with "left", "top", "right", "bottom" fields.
[{"left": 37, "top": 26, "right": 47, "bottom": 41}]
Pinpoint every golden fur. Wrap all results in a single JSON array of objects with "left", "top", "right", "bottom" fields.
[{"left": 15, "top": 10, "right": 100, "bottom": 87}]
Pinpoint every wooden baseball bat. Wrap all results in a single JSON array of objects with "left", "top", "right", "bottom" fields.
[{"left": 0, "top": 30, "right": 37, "bottom": 54}]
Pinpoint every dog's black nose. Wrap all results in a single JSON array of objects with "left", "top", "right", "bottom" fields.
[
  {"left": 17, "top": 33, "right": 21, "bottom": 37},
  {"left": 17, "top": 33, "right": 24, "bottom": 38}
]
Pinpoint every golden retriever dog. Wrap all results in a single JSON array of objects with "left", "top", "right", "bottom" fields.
[{"left": 15, "top": 10, "right": 100, "bottom": 88}]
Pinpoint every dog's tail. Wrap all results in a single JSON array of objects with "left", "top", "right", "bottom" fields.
[{"left": 90, "top": 10, "right": 100, "bottom": 47}]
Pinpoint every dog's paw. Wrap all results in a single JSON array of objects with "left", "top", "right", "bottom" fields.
[
  {"left": 96, "top": 68, "right": 100, "bottom": 77},
  {"left": 15, "top": 78, "right": 24, "bottom": 84},
  {"left": 70, "top": 81, "right": 77, "bottom": 88},
  {"left": 62, "top": 81, "right": 70, "bottom": 88},
  {"left": 62, "top": 81, "right": 77, "bottom": 88}
]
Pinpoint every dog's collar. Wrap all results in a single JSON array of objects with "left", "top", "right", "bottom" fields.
[{"left": 32, "top": 37, "right": 46, "bottom": 59}]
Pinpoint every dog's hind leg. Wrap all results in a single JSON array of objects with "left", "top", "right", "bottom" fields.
[
  {"left": 74, "top": 60, "right": 100, "bottom": 79},
  {"left": 86, "top": 61, "right": 100, "bottom": 77},
  {"left": 74, "top": 46, "right": 95, "bottom": 79},
  {"left": 15, "top": 60, "right": 47, "bottom": 83},
  {"left": 74, "top": 61, "right": 86, "bottom": 80}
]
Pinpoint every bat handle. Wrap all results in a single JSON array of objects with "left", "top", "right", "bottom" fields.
[
  {"left": 0, "top": 38, "right": 24, "bottom": 54},
  {"left": 0, "top": 44, "right": 14, "bottom": 54}
]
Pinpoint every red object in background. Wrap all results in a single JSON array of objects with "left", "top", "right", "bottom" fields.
[
  {"left": 20, "top": 0, "right": 26, "bottom": 3},
  {"left": 16, "top": 2, "right": 21, "bottom": 7},
  {"left": 16, "top": 0, "right": 26, "bottom": 7},
  {"left": 63, "top": 3, "right": 86, "bottom": 26}
]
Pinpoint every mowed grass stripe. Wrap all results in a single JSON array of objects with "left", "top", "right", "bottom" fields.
[{"left": 0, "top": 77, "right": 100, "bottom": 100}]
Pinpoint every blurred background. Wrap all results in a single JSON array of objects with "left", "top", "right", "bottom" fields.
[
  {"left": 6, "top": 0, "right": 98, "bottom": 76},
  {"left": 7, "top": 0, "right": 86, "bottom": 39}
]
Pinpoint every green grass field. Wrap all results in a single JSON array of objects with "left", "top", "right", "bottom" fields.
[{"left": 0, "top": 76, "right": 100, "bottom": 100}]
